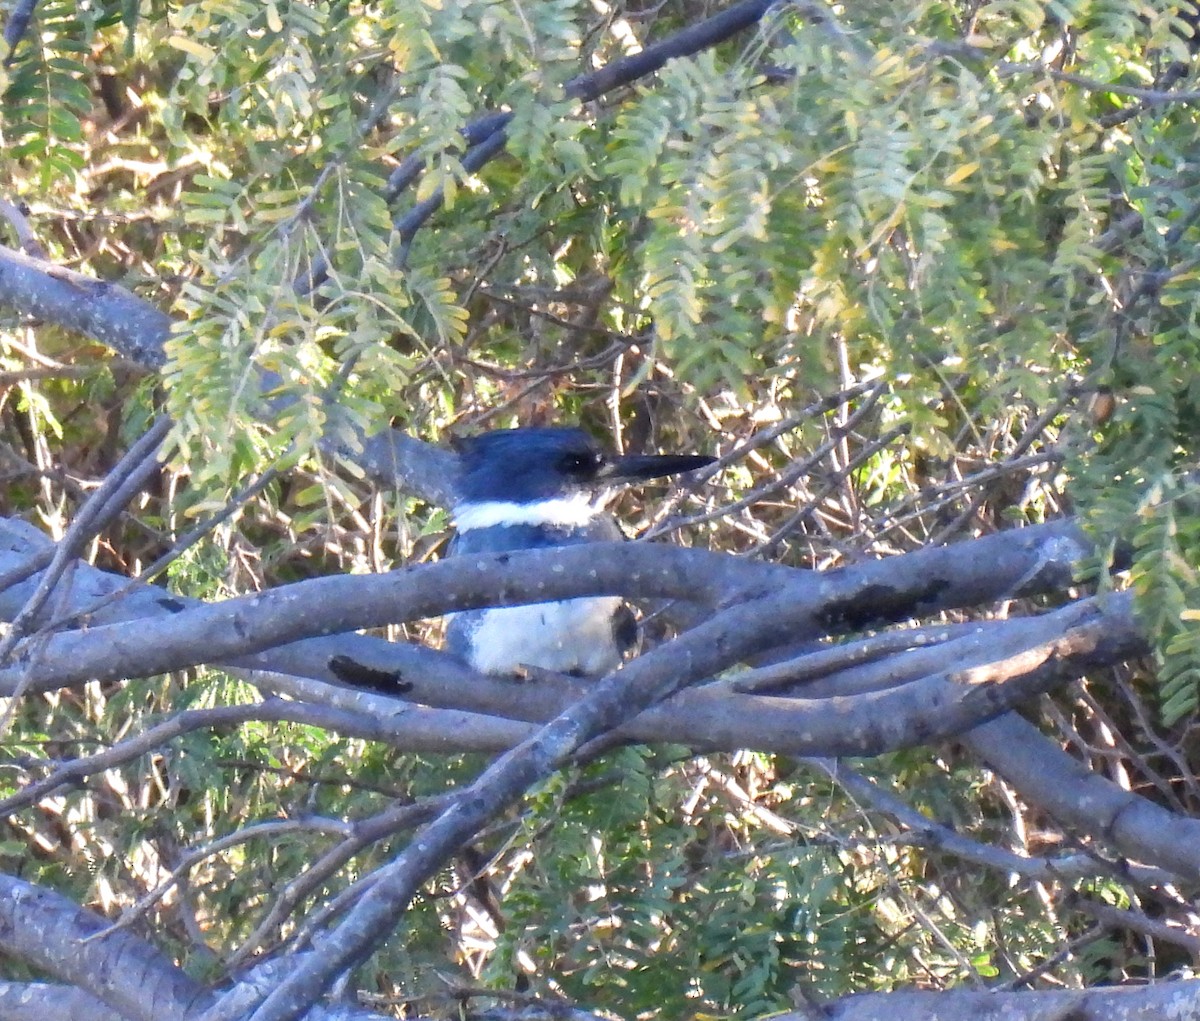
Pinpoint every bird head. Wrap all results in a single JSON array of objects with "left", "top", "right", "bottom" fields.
[{"left": 453, "top": 427, "right": 713, "bottom": 504}]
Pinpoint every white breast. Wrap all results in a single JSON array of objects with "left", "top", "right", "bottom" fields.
[{"left": 459, "top": 598, "right": 625, "bottom": 676}]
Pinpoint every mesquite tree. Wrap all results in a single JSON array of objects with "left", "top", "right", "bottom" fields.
[{"left": 1, "top": 1, "right": 1200, "bottom": 1020}]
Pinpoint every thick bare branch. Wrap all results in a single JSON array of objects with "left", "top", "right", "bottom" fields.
[
  {"left": 212, "top": 563, "right": 1133, "bottom": 1021},
  {"left": 965, "top": 712, "right": 1200, "bottom": 882},
  {"left": 0, "top": 983, "right": 126, "bottom": 1021},
  {"left": 0, "top": 245, "right": 170, "bottom": 366},
  {"left": 0, "top": 521, "right": 1093, "bottom": 694},
  {"left": 0, "top": 878, "right": 414, "bottom": 1021},
  {"left": 319, "top": 593, "right": 1145, "bottom": 757},
  {"left": 0, "top": 510, "right": 1140, "bottom": 757},
  {"left": 803, "top": 980, "right": 1200, "bottom": 1021},
  {"left": 201, "top": 956, "right": 414, "bottom": 1021},
  {"left": 0, "top": 873, "right": 211, "bottom": 1021}
]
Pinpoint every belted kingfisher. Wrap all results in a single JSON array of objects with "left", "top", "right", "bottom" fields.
[{"left": 445, "top": 427, "right": 714, "bottom": 677}]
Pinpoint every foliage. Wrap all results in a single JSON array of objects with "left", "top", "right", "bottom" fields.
[{"left": 3, "top": 0, "right": 1200, "bottom": 1017}]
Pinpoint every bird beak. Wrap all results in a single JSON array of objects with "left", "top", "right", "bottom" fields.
[{"left": 599, "top": 452, "right": 716, "bottom": 485}]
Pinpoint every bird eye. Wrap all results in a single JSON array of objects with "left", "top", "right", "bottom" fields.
[{"left": 559, "top": 451, "right": 599, "bottom": 476}]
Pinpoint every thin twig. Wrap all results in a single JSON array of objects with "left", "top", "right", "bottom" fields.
[
  {"left": 646, "top": 382, "right": 887, "bottom": 536},
  {"left": 227, "top": 793, "right": 455, "bottom": 969},
  {"left": 0, "top": 198, "right": 47, "bottom": 258},
  {"left": 39, "top": 465, "right": 281, "bottom": 634},
  {"left": 731, "top": 623, "right": 964, "bottom": 693},
  {"left": 0, "top": 698, "right": 340, "bottom": 817},
  {"left": 998, "top": 61, "right": 1200, "bottom": 103},
  {"left": 95, "top": 814, "right": 356, "bottom": 939},
  {"left": 809, "top": 758, "right": 1156, "bottom": 885},
  {"left": 0, "top": 414, "right": 172, "bottom": 666}
]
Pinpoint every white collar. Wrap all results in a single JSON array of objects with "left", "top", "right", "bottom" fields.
[{"left": 453, "top": 493, "right": 600, "bottom": 532}]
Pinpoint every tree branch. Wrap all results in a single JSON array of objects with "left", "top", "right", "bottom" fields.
[
  {"left": 0, "top": 876, "right": 415, "bottom": 1021},
  {"left": 388, "top": 0, "right": 784, "bottom": 253},
  {"left": 0, "top": 873, "right": 210, "bottom": 1021},
  {"left": 965, "top": 712, "right": 1200, "bottom": 882},
  {"left": 0, "top": 520, "right": 1094, "bottom": 694},
  {"left": 998, "top": 61, "right": 1200, "bottom": 104},
  {"left": 0, "top": 244, "right": 459, "bottom": 505},
  {"left": 0, "top": 983, "right": 126, "bottom": 1021},
  {"left": 0, "top": 245, "right": 170, "bottom": 366},
  {"left": 0, "top": 513, "right": 1137, "bottom": 761},
  {"left": 811, "top": 979, "right": 1200, "bottom": 1021},
  {"left": 207, "top": 557, "right": 1132, "bottom": 1021},
  {"left": 0, "top": 415, "right": 171, "bottom": 663},
  {"left": 808, "top": 757, "right": 1169, "bottom": 885}
]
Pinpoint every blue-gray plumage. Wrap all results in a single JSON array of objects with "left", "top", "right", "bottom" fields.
[{"left": 444, "top": 427, "right": 713, "bottom": 676}]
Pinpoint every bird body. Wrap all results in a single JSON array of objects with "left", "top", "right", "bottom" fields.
[
  {"left": 446, "top": 497, "right": 627, "bottom": 676},
  {"left": 444, "top": 427, "right": 711, "bottom": 677}
]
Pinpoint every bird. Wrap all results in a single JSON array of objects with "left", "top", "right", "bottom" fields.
[{"left": 444, "top": 426, "right": 714, "bottom": 677}]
